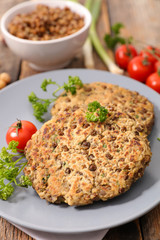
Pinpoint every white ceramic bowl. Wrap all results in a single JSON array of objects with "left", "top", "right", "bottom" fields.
[{"left": 1, "top": 0, "right": 91, "bottom": 71}]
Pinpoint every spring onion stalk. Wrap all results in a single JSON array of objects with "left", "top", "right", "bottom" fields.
[
  {"left": 89, "top": 0, "right": 123, "bottom": 74},
  {"left": 68, "top": 0, "right": 95, "bottom": 68},
  {"left": 82, "top": 37, "right": 95, "bottom": 68},
  {"left": 82, "top": 0, "right": 95, "bottom": 69}
]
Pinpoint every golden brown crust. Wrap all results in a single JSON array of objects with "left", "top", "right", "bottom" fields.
[
  {"left": 51, "top": 82, "right": 154, "bottom": 135},
  {"left": 24, "top": 106, "right": 151, "bottom": 206}
]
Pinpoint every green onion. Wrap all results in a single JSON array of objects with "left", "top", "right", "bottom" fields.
[
  {"left": 89, "top": 0, "right": 123, "bottom": 74},
  {"left": 83, "top": 36, "right": 95, "bottom": 69},
  {"left": 82, "top": 0, "right": 95, "bottom": 69},
  {"left": 69, "top": 0, "right": 123, "bottom": 73}
]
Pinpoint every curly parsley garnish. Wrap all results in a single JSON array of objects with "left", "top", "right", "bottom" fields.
[
  {"left": 104, "top": 22, "right": 133, "bottom": 50},
  {"left": 86, "top": 101, "right": 108, "bottom": 123},
  {"left": 0, "top": 141, "right": 31, "bottom": 200},
  {"left": 28, "top": 76, "right": 83, "bottom": 122},
  {"left": 158, "top": 138, "right": 160, "bottom": 141},
  {"left": 28, "top": 92, "right": 53, "bottom": 122}
]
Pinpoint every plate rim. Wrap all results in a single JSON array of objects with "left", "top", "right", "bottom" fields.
[{"left": 0, "top": 68, "right": 160, "bottom": 233}]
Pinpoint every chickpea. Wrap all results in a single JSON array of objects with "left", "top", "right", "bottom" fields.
[
  {"left": 0, "top": 72, "right": 11, "bottom": 90},
  {"left": 0, "top": 72, "right": 11, "bottom": 84},
  {"left": 0, "top": 80, "right": 6, "bottom": 89}
]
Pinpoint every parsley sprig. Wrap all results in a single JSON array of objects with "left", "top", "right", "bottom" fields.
[
  {"left": 28, "top": 76, "right": 83, "bottom": 122},
  {"left": 158, "top": 138, "right": 160, "bottom": 141},
  {"left": 0, "top": 141, "right": 31, "bottom": 200},
  {"left": 104, "top": 22, "right": 133, "bottom": 50},
  {"left": 86, "top": 101, "right": 108, "bottom": 123},
  {"left": 28, "top": 92, "right": 53, "bottom": 122}
]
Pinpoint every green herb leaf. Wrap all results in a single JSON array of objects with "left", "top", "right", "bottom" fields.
[
  {"left": 41, "top": 79, "right": 58, "bottom": 92},
  {"left": 157, "top": 138, "right": 160, "bottom": 141},
  {"left": 98, "top": 106, "right": 108, "bottom": 122},
  {"left": 111, "top": 22, "right": 124, "bottom": 34},
  {"left": 86, "top": 101, "right": 108, "bottom": 122},
  {"left": 104, "top": 34, "right": 125, "bottom": 50},
  {"left": 29, "top": 76, "right": 83, "bottom": 122},
  {"left": 0, "top": 140, "right": 32, "bottom": 200},
  {"left": 88, "top": 101, "right": 101, "bottom": 112},
  {"left": 0, "top": 185, "right": 14, "bottom": 201},
  {"left": 63, "top": 76, "right": 83, "bottom": 95},
  {"left": 104, "top": 22, "right": 133, "bottom": 50},
  {"left": 86, "top": 112, "right": 99, "bottom": 122},
  {"left": 28, "top": 92, "right": 53, "bottom": 122},
  {"left": 18, "top": 175, "right": 32, "bottom": 187}
]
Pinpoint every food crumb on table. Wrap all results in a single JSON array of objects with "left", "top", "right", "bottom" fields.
[{"left": 0, "top": 72, "right": 11, "bottom": 89}]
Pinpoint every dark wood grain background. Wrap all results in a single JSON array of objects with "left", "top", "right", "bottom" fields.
[{"left": 0, "top": 0, "right": 160, "bottom": 239}]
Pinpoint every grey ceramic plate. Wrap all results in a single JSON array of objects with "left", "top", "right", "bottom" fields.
[{"left": 0, "top": 69, "right": 160, "bottom": 233}]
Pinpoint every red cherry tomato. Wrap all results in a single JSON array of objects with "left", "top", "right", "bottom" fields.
[
  {"left": 146, "top": 72, "right": 160, "bottom": 94},
  {"left": 115, "top": 44, "right": 138, "bottom": 70},
  {"left": 6, "top": 120, "right": 37, "bottom": 150},
  {"left": 127, "top": 56, "right": 154, "bottom": 82},
  {"left": 154, "top": 61, "right": 160, "bottom": 71},
  {"left": 140, "top": 46, "right": 159, "bottom": 65},
  {"left": 154, "top": 47, "right": 160, "bottom": 58}
]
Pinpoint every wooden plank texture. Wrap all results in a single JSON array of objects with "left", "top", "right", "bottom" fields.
[
  {"left": 107, "top": 0, "right": 160, "bottom": 50},
  {"left": 0, "top": 0, "right": 24, "bottom": 83},
  {"left": 0, "top": 218, "right": 34, "bottom": 240},
  {"left": 103, "top": 220, "right": 143, "bottom": 240},
  {"left": 140, "top": 204, "right": 160, "bottom": 240},
  {"left": 0, "top": 1, "right": 34, "bottom": 239},
  {"left": 106, "top": 1, "right": 160, "bottom": 240}
]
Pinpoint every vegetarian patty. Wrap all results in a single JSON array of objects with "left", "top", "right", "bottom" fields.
[
  {"left": 24, "top": 105, "right": 151, "bottom": 206},
  {"left": 51, "top": 82, "right": 154, "bottom": 135}
]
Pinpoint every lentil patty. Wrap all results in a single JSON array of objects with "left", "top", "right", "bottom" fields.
[
  {"left": 24, "top": 106, "right": 151, "bottom": 206},
  {"left": 51, "top": 82, "right": 154, "bottom": 135}
]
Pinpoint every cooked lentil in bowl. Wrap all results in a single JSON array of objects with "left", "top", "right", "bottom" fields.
[{"left": 8, "top": 4, "right": 85, "bottom": 41}]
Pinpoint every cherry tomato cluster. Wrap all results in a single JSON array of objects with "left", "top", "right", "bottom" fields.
[{"left": 115, "top": 45, "right": 160, "bottom": 94}]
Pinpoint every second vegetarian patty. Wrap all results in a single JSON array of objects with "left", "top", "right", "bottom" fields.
[{"left": 51, "top": 82, "right": 154, "bottom": 135}]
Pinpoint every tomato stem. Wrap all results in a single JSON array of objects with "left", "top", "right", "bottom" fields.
[
  {"left": 9, "top": 120, "right": 22, "bottom": 136},
  {"left": 157, "top": 66, "right": 160, "bottom": 76},
  {"left": 142, "top": 57, "right": 150, "bottom": 66},
  {"left": 145, "top": 48, "right": 160, "bottom": 61},
  {"left": 125, "top": 45, "right": 132, "bottom": 57}
]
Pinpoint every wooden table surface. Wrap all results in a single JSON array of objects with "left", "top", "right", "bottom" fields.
[{"left": 0, "top": 0, "right": 160, "bottom": 239}]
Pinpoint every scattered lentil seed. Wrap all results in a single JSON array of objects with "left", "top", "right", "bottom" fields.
[{"left": 89, "top": 164, "right": 97, "bottom": 171}]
